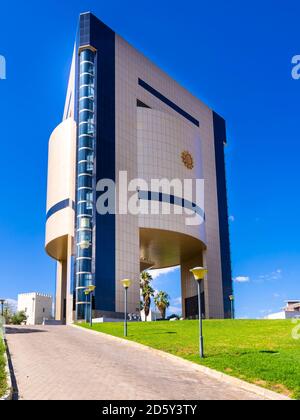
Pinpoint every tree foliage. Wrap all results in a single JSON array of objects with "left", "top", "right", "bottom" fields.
[
  {"left": 11, "top": 311, "right": 27, "bottom": 325},
  {"left": 154, "top": 291, "right": 170, "bottom": 320},
  {"left": 140, "top": 271, "right": 154, "bottom": 321}
]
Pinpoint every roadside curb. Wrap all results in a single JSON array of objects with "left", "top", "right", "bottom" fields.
[
  {"left": 0, "top": 332, "right": 13, "bottom": 401},
  {"left": 71, "top": 323, "right": 292, "bottom": 401}
]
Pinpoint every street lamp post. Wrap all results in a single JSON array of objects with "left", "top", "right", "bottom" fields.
[
  {"left": 121, "top": 279, "right": 132, "bottom": 337},
  {"left": 0, "top": 299, "right": 5, "bottom": 317},
  {"left": 190, "top": 267, "right": 208, "bottom": 359},
  {"left": 85, "top": 291, "right": 89, "bottom": 323},
  {"left": 32, "top": 297, "right": 35, "bottom": 325},
  {"left": 84, "top": 285, "right": 96, "bottom": 327},
  {"left": 229, "top": 295, "right": 235, "bottom": 319}
]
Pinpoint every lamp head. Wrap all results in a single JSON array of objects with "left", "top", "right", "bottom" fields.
[
  {"left": 121, "top": 279, "right": 132, "bottom": 289},
  {"left": 229, "top": 295, "right": 234, "bottom": 301},
  {"left": 190, "top": 267, "right": 208, "bottom": 281},
  {"left": 84, "top": 285, "right": 96, "bottom": 295}
]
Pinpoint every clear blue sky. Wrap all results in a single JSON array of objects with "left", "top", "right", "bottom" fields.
[{"left": 0, "top": 0, "right": 299, "bottom": 318}]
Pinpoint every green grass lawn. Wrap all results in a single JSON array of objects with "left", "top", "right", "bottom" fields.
[
  {"left": 0, "top": 338, "right": 7, "bottom": 398},
  {"left": 79, "top": 319, "right": 300, "bottom": 399}
]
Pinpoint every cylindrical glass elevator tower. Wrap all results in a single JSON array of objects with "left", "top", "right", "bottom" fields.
[{"left": 75, "top": 48, "right": 96, "bottom": 320}]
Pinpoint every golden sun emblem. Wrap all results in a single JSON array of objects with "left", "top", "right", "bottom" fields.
[{"left": 181, "top": 151, "right": 194, "bottom": 170}]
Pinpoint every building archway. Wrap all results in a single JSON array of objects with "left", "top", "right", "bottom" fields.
[{"left": 140, "top": 228, "right": 206, "bottom": 319}]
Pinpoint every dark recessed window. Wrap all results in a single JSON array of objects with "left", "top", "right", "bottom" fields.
[
  {"left": 137, "top": 99, "right": 151, "bottom": 109},
  {"left": 138, "top": 79, "right": 200, "bottom": 127}
]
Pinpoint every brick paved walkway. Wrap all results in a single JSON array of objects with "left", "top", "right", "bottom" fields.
[{"left": 5, "top": 325, "right": 264, "bottom": 400}]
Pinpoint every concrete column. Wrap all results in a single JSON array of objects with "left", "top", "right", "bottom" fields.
[
  {"left": 65, "top": 235, "right": 74, "bottom": 324},
  {"left": 181, "top": 255, "right": 203, "bottom": 318},
  {"left": 55, "top": 260, "right": 67, "bottom": 322},
  {"left": 205, "top": 246, "right": 225, "bottom": 319},
  {"left": 55, "top": 261, "right": 62, "bottom": 321},
  {"left": 182, "top": 251, "right": 225, "bottom": 320},
  {"left": 202, "top": 251, "right": 210, "bottom": 317}
]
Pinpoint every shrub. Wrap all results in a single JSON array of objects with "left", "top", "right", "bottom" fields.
[{"left": 10, "top": 311, "right": 27, "bottom": 325}]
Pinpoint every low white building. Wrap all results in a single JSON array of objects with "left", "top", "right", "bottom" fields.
[
  {"left": 266, "top": 300, "right": 300, "bottom": 320},
  {"left": 141, "top": 309, "right": 162, "bottom": 322},
  {"left": 18, "top": 293, "right": 53, "bottom": 325}
]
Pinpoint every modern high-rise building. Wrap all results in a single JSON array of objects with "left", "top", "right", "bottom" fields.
[{"left": 45, "top": 12, "right": 233, "bottom": 323}]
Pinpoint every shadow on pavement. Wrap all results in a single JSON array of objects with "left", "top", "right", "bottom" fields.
[
  {"left": 4, "top": 338, "right": 19, "bottom": 400},
  {"left": 5, "top": 327, "right": 46, "bottom": 335}
]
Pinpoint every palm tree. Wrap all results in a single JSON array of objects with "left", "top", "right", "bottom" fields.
[
  {"left": 154, "top": 291, "right": 170, "bottom": 320},
  {"left": 140, "top": 271, "right": 154, "bottom": 321}
]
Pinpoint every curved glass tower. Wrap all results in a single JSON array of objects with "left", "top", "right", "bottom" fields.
[{"left": 75, "top": 48, "right": 96, "bottom": 320}]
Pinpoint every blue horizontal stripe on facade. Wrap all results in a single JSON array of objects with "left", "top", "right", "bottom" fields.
[
  {"left": 47, "top": 194, "right": 204, "bottom": 220},
  {"left": 46, "top": 199, "right": 75, "bottom": 220},
  {"left": 138, "top": 190, "right": 205, "bottom": 219},
  {"left": 138, "top": 79, "right": 200, "bottom": 127}
]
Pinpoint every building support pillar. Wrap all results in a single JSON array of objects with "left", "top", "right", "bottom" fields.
[
  {"left": 181, "top": 254, "right": 205, "bottom": 319},
  {"left": 66, "top": 235, "right": 74, "bottom": 324},
  {"left": 55, "top": 260, "right": 67, "bottom": 322}
]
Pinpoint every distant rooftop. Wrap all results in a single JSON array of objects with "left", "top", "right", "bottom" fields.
[{"left": 18, "top": 292, "right": 52, "bottom": 298}]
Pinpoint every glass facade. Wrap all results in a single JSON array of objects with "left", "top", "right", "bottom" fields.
[{"left": 75, "top": 48, "right": 96, "bottom": 320}]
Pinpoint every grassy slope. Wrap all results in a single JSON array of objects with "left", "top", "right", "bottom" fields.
[
  {"left": 79, "top": 320, "right": 300, "bottom": 399},
  {"left": 0, "top": 338, "right": 7, "bottom": 398}
]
